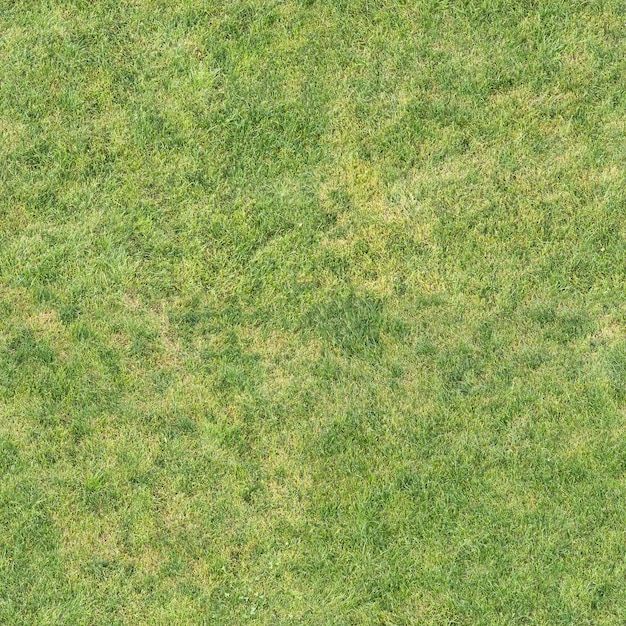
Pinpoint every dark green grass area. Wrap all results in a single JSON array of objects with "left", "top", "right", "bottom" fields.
[{"left": 1, "top": 1, "right": 625, "bottom": 623}]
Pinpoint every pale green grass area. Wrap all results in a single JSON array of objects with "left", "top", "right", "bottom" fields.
[{"left": 1, "top": 1, "right": 625, "bottom": 624}]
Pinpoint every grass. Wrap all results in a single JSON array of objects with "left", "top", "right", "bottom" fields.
[{"left": 0, "top": 0, "right": 625, "bottom": 623}]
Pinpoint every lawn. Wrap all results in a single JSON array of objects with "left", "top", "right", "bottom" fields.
[{"left": 1, "top": 1, "right": 625, "bottom": 624}]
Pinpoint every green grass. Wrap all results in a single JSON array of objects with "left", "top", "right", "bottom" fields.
[{"left": 1, "top": 0, "right": 625, "bottom": 623}]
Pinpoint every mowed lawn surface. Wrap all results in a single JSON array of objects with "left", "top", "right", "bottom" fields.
[{"left": 1, "top": 1, "right": 625, "bottom": 623}]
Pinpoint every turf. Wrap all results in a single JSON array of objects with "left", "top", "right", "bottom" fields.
[{"left": 1, "top": 0, "right": 625, "bottom": 624}]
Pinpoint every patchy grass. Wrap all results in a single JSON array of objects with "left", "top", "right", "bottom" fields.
[{"left": 1, "top": 1, "right": 625, "bottom": 624}]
